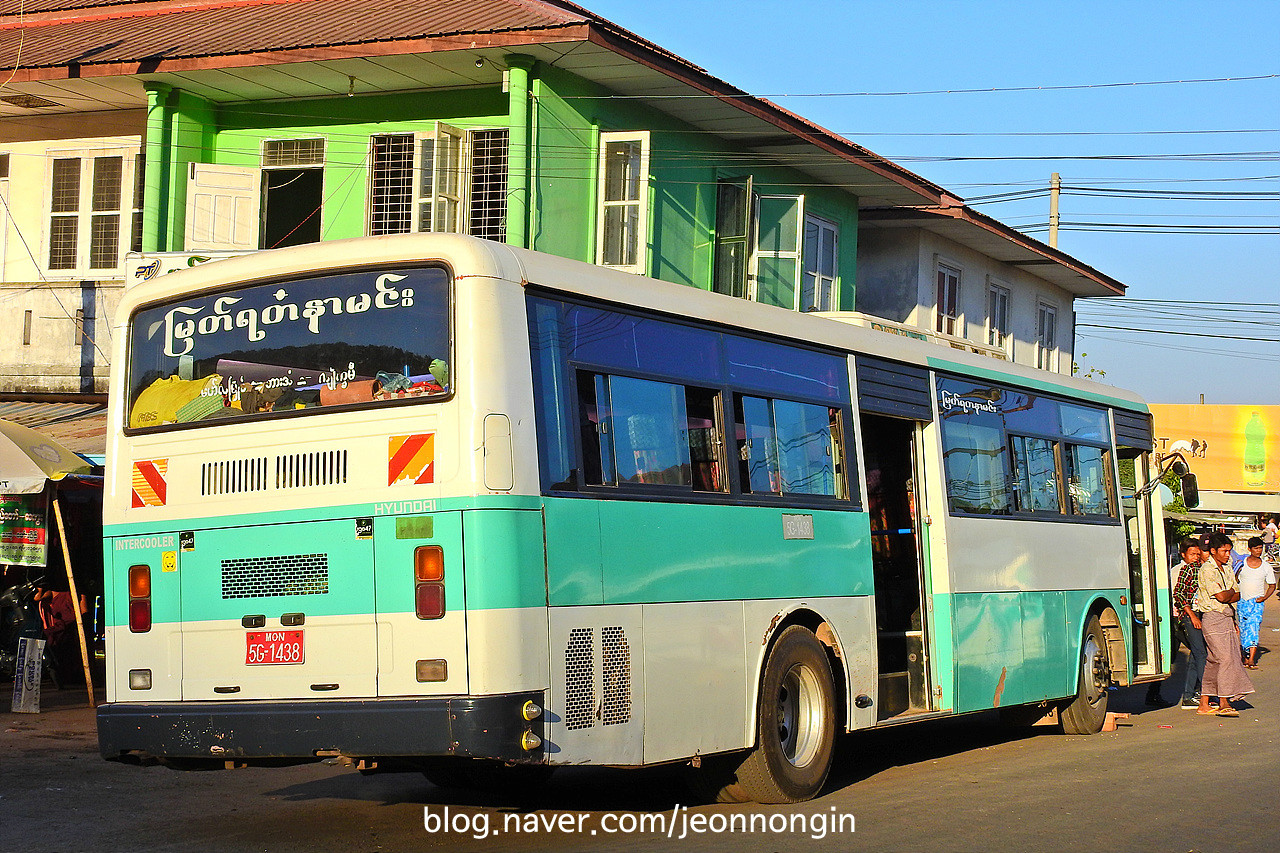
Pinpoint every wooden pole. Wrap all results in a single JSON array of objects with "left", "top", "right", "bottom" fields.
[{"left": 52, "top": 495, "right": 95, "bottom": 708}]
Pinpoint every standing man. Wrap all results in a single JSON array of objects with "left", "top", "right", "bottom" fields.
[
  {"left": 1196, "top": 533, "right": 1254, "bottom": 716},
  {"left": 1157, "top": 538, "right": 1209, "bottom": 709}
]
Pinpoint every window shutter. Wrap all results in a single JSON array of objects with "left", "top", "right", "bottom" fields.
[
  {"left": 186, "top": 163, "right": 260, "bottom": 251},
  {"left": 753, "top": 194, "right": 804, "bottom": 308}
]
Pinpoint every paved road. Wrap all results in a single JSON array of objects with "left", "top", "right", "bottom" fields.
[{"left": 5, "top": 615, "right": 1278, "bottom": 853}]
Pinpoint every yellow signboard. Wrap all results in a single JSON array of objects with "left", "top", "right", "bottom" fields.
[{"left": 1151, "top": 404, "right": 1280, "bottom": 493}]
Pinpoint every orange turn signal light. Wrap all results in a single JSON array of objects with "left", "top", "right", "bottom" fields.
[
  {"left": 414, "top": 545, "right": 444, "bottom": 582},
  {"left": 128, "top": 564, "right": 151, "bottom": 599}
]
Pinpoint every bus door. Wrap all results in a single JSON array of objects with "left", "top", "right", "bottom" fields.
[
  {"left": 178, "top": 519, "right": 378, "bottom": 700},
  {"left": 1120, "top": 447, "right": 1163, "bottom": 676},
  {"left": 861, "top": 413, "right": 934, "bottom": 720}
]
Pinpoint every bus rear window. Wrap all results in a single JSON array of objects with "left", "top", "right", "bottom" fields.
[{"left": 126, "top": 266, "right": 451, "bottom": 430}]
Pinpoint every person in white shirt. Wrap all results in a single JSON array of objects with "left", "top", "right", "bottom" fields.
[{"left": 1237, "top": 536, "right": 1277, "bottom": 669}]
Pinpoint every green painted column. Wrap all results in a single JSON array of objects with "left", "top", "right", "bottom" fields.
[
  {"left": 586, "top": 120, "right": 600, "bottom": 262},
  {"left": 505, "top": 54, "right": 535, "bottom": 249},
  {"left": 142, "top": 83, "right": 173, "bottom": 252}
]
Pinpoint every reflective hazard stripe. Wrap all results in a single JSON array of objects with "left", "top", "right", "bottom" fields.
[
  {"left": 132, "top": 459, "right": 168, "bottom": 507},
  {"left": 388, "top": 434, "right": 434, "bottom": 486}
]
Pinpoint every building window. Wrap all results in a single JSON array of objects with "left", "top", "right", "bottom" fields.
[
  {"left": 469, "top": 129, "right": 508, "bottom": 242},
  {"left": 88, "top": 156, "right": 123, "bottom": 268},
  {"left": 368, "top": 133, "right": 415, "bottom": 236},
  {"left": 368, "top": 127, "right": 508, "bottom": 241},
  {"left": 131, "top": 153, "right": 144, "bottom": 253},
  {"left": 1037, "top": 303, "right": 1058, "bottom": 370},
  {"left": 261, "top": 138, "right": 324, "bottom": 249},
  {"left": 935, "top": 262, "right": 960, "bottom": 336},
  {"left": 712, "top": 177, "right": 809, "bottom": 310},
  {"left": 23, "top": 309, "right": 32, "bottom": 345},
  {"left": 987, "top": 282, "right": 1010, "bottom": 350},
  {"left": 713, "top": 177, "right": 753, "bottom": 299},
  {"left": 597, "top": 131, "right": 649, "bottom": 272},
  {"left": 262, "top": 138, "right": 324, "bottom": 168},
  {"left": 802, "top": 215, "right": 838, "bottom": 312},
  {"left": 46, "top": 150, "right": 137, "bottom": 273}
]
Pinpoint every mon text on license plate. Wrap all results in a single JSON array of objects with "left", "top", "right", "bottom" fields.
[{"left": 245, "top": 630, "right": 304, "bottom": 665}]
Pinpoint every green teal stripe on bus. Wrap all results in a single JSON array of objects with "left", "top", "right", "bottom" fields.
[
  {"left": 949, "top": 588, "right": 1129, "bottom": 714},
  {"left": 925, "top": 357, "right": 1149, "bottom": 412},
  {"left": 461, "top": 509, "right": 549, "bottom": 611},
  {"left": 544, "top": 497, "right": 873, "bottom": 606}
]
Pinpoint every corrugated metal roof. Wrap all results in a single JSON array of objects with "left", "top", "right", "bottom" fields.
[
  {"left": 0, "top": 401, "right": 108, "bottom": 456},
  {"left": 0, "top": 0, "right": 587, "bottom": 68},
  {"left": 0, "top": 0, "right": 137, "bottom": 13}
]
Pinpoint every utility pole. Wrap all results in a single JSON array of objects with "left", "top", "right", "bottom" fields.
[{"left": 1049, "top": 172, "right": 1061, "bottom": 248}]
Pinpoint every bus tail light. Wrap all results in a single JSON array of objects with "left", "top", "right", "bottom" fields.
[
  {"left": 128, "top": 565, "right": 151, "bottom": 633},
  {"left": 414, "top": 546, "right": 445, "bottom": 619}
]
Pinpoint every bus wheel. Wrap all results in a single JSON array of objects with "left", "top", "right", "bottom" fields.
[
  {"left": 733, "top": 625, "right": 836, "bottom": 803},
  {"left": 1061, "top": 614, "right": 1111, "bottom": 735}
]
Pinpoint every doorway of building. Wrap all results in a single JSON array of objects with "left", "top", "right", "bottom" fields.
[{"left": 260, "top": 168, "right": 322, "bottom": 248}]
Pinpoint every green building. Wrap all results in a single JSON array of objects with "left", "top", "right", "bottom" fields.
[{"left": 0, "top": 0, "right": 1123, "bottom": 405}]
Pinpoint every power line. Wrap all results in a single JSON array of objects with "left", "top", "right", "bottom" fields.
[
  {"left": 1076, "top": 323, "right": 1280, "bottom": 342},
  {"left": 559, "top": 73, "right": 1280, "bottom": 99}
]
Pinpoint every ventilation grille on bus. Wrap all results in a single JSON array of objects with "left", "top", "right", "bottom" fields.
[
  {"left": 221, "top": 553, "right": 329, "bottom": 599},
  {"left": 202, "top": 457, "right": 269, "bottom": 496},
  {"left": 601, "top": 626, "right": 633, "bottom": 726},
  {"left": 277, "top": 450, "right": 348, "bottom": 490},
  {"left": 564, "top": 628, "right": 595, "bottom": 730},
  {"left": 563, "top": 626, "right": 632, "bottom": 730},
  {"left": 200, "top": 450, "right": 348, "bottom": 496}
]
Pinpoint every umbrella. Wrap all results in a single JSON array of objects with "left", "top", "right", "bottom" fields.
[
  {"left": 0, "top": 417, "right": 97, "bottom": 707},
  {"left": 0, "top": 418, "right": 92, "bottom": 494}
]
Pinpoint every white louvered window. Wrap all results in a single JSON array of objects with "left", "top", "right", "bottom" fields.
[{"left": 46, "top": 148, "right": 138, "bottom": 274}]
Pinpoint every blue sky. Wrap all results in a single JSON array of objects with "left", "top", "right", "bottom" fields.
[{"left": 583, "top": 0, "right": 1280, "bottom": 404}]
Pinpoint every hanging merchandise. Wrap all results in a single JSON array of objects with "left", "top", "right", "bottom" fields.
[{"left": 0, "top": 492, "right": 49, "bottom": 568}]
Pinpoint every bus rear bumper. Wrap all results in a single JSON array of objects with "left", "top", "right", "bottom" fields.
[{"left": 97, "top": 692, "right": 545, "bottom": 765}]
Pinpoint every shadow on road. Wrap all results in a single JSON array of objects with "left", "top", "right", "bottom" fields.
[{"left": 265, "top": 708, "right": 1061, "bottom": 811}]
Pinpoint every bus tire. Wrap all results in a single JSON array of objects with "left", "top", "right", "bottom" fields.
[
  {"left": 1060, "top": 614, "right": 1111, "bottom": 735},
  {"left": 732, "top": 625, "right": 836, "bottom": 803}
]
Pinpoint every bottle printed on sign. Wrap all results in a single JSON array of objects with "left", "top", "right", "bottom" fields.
[{"left": 1244, "top": 411, "right": 1266, "bottom": 488}]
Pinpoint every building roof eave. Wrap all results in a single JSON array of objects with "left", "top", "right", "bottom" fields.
[{"left": 859, "top": 205, "right": 1126, "bottom": 298}]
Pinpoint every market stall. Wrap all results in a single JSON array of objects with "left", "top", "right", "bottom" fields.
[{"left": 1, "top": 418, "right": 100, "bottom": 706}]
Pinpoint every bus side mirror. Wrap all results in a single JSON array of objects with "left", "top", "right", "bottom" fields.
[
  {"left": 1170, "top": 460, "right": 1189, "bottom": 476},
  {"left": 1181, "top": 472, "right": 1199, "bottom": 509}
]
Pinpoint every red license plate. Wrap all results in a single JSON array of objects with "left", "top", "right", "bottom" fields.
[{"left": 245, "top": 630, "right": 304, "bottom": 665}]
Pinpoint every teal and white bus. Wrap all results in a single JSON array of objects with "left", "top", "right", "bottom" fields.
[{"left": 98, "top": 234, "right": 1169, "bottom": 803}]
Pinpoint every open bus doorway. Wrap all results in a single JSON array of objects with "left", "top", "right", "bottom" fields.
[{"left": 861, "top": 413, "right": 933, "bottom": 720}]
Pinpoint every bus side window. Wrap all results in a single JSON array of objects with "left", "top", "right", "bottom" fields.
[
  {"left": 734, "top": 395, "right": 844, "bottom": 498},
  {"left": 576, "top": 372, "right": 612, "bottom": 486},
  {"left": 686, "top": 386, "right": 725, "bottom": 492},
  {"left": 736, "top": 395, "right": 779, "bottom": 494}
]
